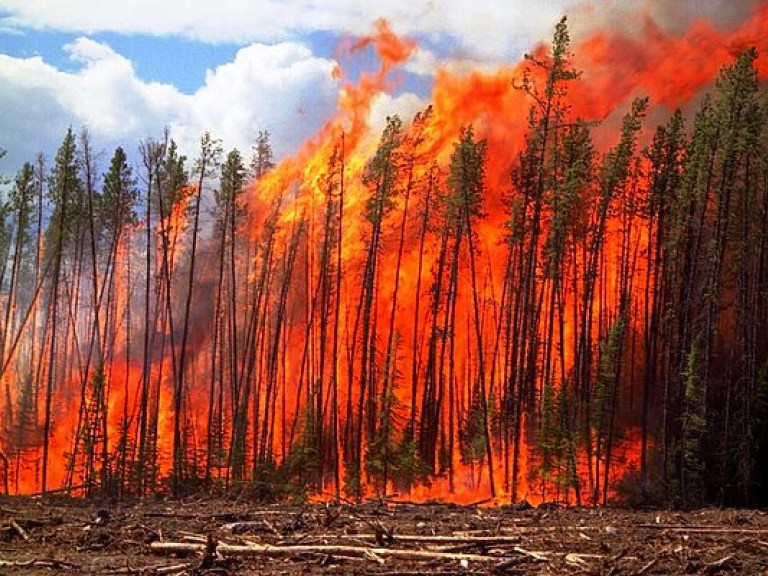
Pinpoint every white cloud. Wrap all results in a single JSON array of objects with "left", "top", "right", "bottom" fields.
[
  {"left": 368, "top": 92, "right": 426, "bottom": 132},
  {"left": 0, "top": 37, "right": 338, "bottom": 175},
  {"left": 184, "top": 43, "right": 338, "bottom": 158},
  {"left": 55, "top": 38, "right": 176, "bottom": 137},
  {"left": 0, "top": 0, "right": 586, "bottom": 62}
]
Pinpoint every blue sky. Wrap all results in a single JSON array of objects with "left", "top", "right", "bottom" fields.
[
  {"left": 0, "top": 0, "right": 755, "bottom": 176},
  {"left": 0, "top": 30, "right": 243, "bottom": 92}
]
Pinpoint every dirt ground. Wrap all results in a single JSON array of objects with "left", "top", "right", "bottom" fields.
[{"left": 1, "top": 494, "right": 767, "bottom": 575}]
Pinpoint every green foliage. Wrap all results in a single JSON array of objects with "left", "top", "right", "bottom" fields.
[
  {"left": 363, "top": 115, "right": 403, "bottom": 226},
  {"left": 220, "top": 148, "right": 246, "bottom": 199},
  {"left": 283, "top": 393, "right": 321, "bottom": 485},
  {"left": 46, "top": 127, "right": 82, "bottom": 253},
  {"left": 194, "top": 131, "right": 223, "bottom": 181},
  {"left": 49, "top": 128, "right": 81, "bottom": 206},
  {"left": 543, "top": 120, "right": 594, "bottom": 274},
  {"left": 158, "top": 139, "right": 189, "bottom": 220},
  {"left": 391, "top": 424, "right": 431, "bottom": 493},
  {"left": 599, "top": 97, "right": 648, "bottom": 212},
  {"left": 250, "top": 130, "right": 275, "bottom": 179},
  {"left": 101, "top": 146, "right": 138, "bottom": 233},
  {"left": 643, "top": 109, "right": 686, "bottom": 220},
  {"left": 509, "top": 14, "right": 588, "bottom": 271},
  {"left": 546, "top": 16, "right": 581, "bottom": 97},
  {"left": 529, "top": 380, "right": 580, "bottom": 503},
  {"left": 9, "top": 163, "right": 36, "bottom": 249},
  {"left": 529, "top": 379, "right": 557, "bottom": 497},
  {"left": 0, "top": 196, "right": 10, "bottom": 277},
  {"left": 557, "top": 383, "right": 580, "bottom": 496},
  {"left": 459, "top": 384, "right": 488, "bottom": 466},
  {"left": 519, "top": 16, "right": 580, "bottom": 106},
  {"left": 446, "top": 125, "right": 486, "bottom": 224},
  {"left": 343, "top": 459, "right": 363, "bottom": 501},
  {"left": 592, "top": 316, "right": 625, "bottom": 436},
  {"left": 365, "top": 393, "right": 398, "bottom": 496},
  {"left": 679, "top": 336, "right": 706, "bottom": 507},
  {"left": 714, "top": 47, "right": 765, "bottom": 155},
  {"left": 214, "top": 148, "right": 246, "bottom": 234},
  {"left": 365, "top": 336, "right": 423, "bottom": 497}
]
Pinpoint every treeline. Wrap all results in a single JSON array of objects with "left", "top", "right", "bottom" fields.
[{"left": 1, "top": 19, "right": 768, "bottom": 507}]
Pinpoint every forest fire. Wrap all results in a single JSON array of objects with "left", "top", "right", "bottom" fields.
[{"left": 2, "top": 3, "right": 768, "bottom": 509}]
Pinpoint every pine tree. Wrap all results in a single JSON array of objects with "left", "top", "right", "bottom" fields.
[
  {"left": 207, "top": 148, "right": 245, "bottom": 482},
  {"left": 591, "top": 315, "right": 625, "bottom": 504},
  {"left": 346, "top": 115, "right": 403, "bottom": 497},
  {"left": 639, "top": 109, "right": 685, "bottom": 493},
  {"left": 137, "top": 136, "right": 165, "bottom": 495},
  {"left": 41, "top": 127, "right": 82, "bottom": 494},
  {"left": 577, "top": 97, "right": 647, "bottom": 502},
  {"left": 505, "top": 15, "right": 583, "bottom": 503},
  {"left": 250, "top": 131, "right": 275, "bottom": 179},
  {"left": 680, "top": 336, "right": 706, "bottom": 507},
  {"left": 100, "top": 146, "right": 137, "bottom": 495},
  {"left": 2, "top": 163, "right": 35, "bottom": 434},
  {"left": 447, "top": 125, "right": 494, "bottom": 496}
]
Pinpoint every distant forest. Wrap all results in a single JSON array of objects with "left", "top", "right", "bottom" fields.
[{"left": 1, "top": 19, "right": 768, "bottom": 508}]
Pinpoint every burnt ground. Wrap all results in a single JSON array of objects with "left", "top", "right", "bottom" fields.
[{"left": 1, "top": 495, "right": 768, "bottom": 575}]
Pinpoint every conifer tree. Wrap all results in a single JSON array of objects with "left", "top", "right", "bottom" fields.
[
  {"left": 207, "top": 148, "right": 245, "bottom": 482},
  {"left": 505, "top": 15, "right": 582, "bottom": 502},
  {"left": 100, "top": 146, "right": 137, "bottom": 495},
  {"left": 41, "top": 128, "right": 81, "bottom": 494},
  {"left": 346, "top": 115, "right": 403, "bottom": 497},
  {"left": 2, "top": 163, "right": 35, "bottom": 433},
  {"left": 448, "top": 125, "right": 494, "bottom": 496}
]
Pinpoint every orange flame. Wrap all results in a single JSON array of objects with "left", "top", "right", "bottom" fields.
[{"left": 3, "top": 5, "right": 767, "bottom": 504}]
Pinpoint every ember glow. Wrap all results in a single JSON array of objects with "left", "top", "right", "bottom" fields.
[{"left": 2, "top": 4, "right": 768, "bottom": 506}]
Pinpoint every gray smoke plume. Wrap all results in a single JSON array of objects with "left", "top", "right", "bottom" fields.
[
  {"left": 570, "top": 0, "right": 763, "bottom": 40},
  {"left": 648, "top": 0, "right": 763, "bottom": 34}
]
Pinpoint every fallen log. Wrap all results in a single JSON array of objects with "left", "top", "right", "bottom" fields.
[
  {"left": 0, "top": 558, "right": 80, "bottom": 570},
  {"left": 9, "top": 518, "right": 29, "bottom": 540},
  {"left": 103, "top": 564, "right": 189, "bottom": 575},
  {"left": 704, "top": 555, "right": 738, "bottom": 575},
  {"left": 511, "top": 546, "right": 548, "bottom": 562},
  {"left": 454, "top": 525, "right": 602, "bottom": 536},
  {"left": 564, "top": 552, "right": 605, "bottom": 567},
  {"left": 355, "top": 533, "right": 522, "bottom": 545},
  {"left": 221, "top": 519, "right": 279, "bottom": 534},
  {"left": 156, "top": 565, "right": 191, "bottom": 575},
  {"left": 151, "top": 540, "right": 506, "bottom": 564},
  {"left": 635, "top": 558, "right": 657, "bottom": 575},
  {"left": 637, "top": 525, "right": 768, "bottom": 534}
]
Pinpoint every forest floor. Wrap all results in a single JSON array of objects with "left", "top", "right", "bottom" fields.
[{"left": 1, "top": 494, "right": 767, "bottom": 575}]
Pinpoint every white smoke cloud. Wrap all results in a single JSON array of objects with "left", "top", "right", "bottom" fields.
[
  {"left": 0, "top": 37, "right": 338, "bottom": 174},
  {"left": 0, "top": 0, "right": 585, "bottom": 62}
]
